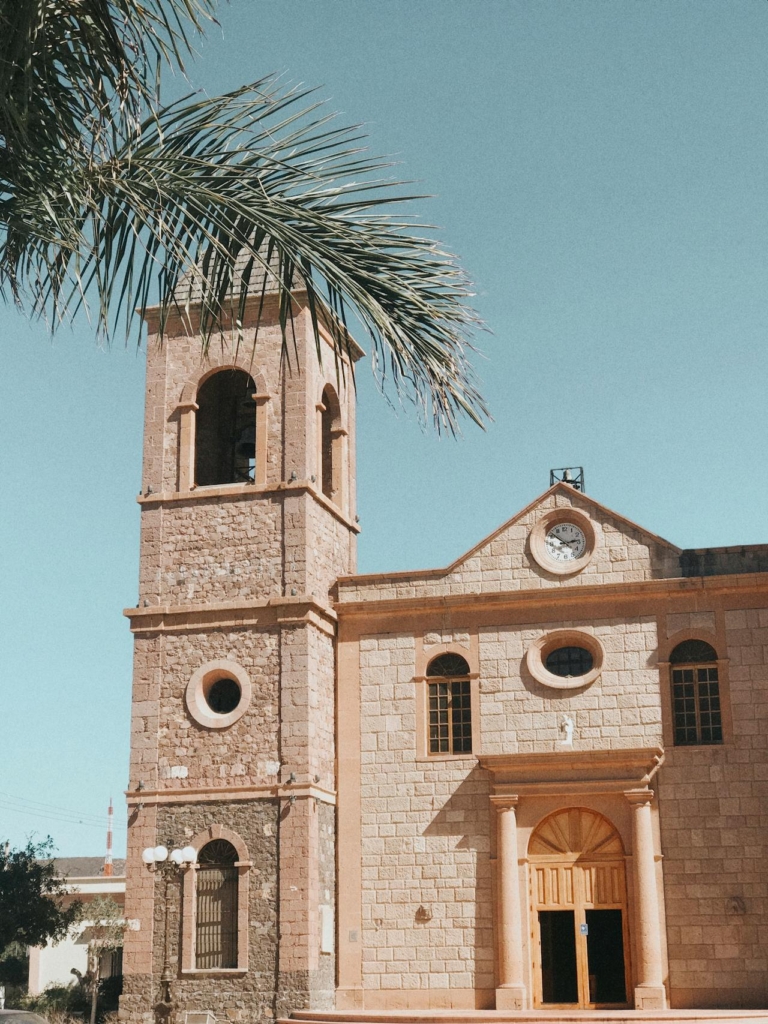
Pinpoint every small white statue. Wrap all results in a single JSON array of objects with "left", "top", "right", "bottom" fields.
[{"left": 559, "top": 714, "right": 574, "bottom": 748}]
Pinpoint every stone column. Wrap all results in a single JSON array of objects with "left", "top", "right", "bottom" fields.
[
  {"left": 494, "top": 797, "right": 526, "bottom": 1009},
  {"left": 626, "top": 789, "right": 667, "bottom": 1009}
]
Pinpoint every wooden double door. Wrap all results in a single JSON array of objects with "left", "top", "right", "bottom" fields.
[{"left": 530, "top": 808, "right": 631, "bottom": 1009}]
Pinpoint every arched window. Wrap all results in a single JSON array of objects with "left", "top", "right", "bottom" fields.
[
  {"left": 195, "top": 370, "right": 257, "bottom": 486},
  {"left": 319, "top": 386, "right": 341, "bottom": 504},
  {"left": 195, "top": 839, "right": 238, "bottom": 969},
  {"left": 426, "top": 653, "right": 472, "bottom": 755},
  {"left": 670, "top": 639, "right": 722, "bottom": 745}
]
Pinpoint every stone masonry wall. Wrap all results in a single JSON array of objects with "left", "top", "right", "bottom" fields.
[
  {"left": 307, "top": 496, "right": 357, "bottom": 602},
  {"left": 480, "top": 615, "right": 662, "bottom": 753},
  {"left": 125, "top": 305, "right": 355, "bottom": 1024},
  {"left": 154, "top": 800, "right": 279, "bottom": 1024},
  {"left": 315, "top": 801, "right": 336, "bottom": 1002},
  {"left": 358, "top": 633, "right": 495, "bottom": 998},
  {"left": 156, "top": 495, "right": 284, "bottom": 606},
  {"left": 658, "top": 607, "right": 768, "bottom": 1008},
  {"left": 157, "top": 627, "right": 280, "bottom": 789},
  {"left": 139, "top": 310, "right": 356, "bottom": 609}
]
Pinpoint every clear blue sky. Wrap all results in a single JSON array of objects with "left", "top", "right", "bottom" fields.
[{"left": 2, "top": 0, "right": 767, "bottom": 856}]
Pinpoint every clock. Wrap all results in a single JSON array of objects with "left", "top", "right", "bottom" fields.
[
  {"left": 529, "top": 510, "right": 596, "bottom": 574},
  {"left": 544, "top": 522, "right": 586, "bottom": 562}
]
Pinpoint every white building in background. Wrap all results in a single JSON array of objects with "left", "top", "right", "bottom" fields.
[{"left": 28, "top": 858, "right": 126, "bottom": 996}]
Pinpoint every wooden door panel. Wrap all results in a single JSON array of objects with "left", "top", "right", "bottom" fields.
[{"left": 529, "top": 808, "right": 630, "bottom": 1010}]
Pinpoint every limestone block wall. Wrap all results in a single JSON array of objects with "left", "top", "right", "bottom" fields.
[
  {"left": 479, "top": 616, "right": 662, "bottom": 753},
  {"left": 358, "top": 634, "right": 495, "bottom": 1002},
  {"left": 658, "top": 606, "right": 768, "bottom": 1009}
]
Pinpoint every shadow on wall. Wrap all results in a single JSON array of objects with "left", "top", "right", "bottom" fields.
[{"left": 421, "top": 766, "right": 495, "bottom": 988}]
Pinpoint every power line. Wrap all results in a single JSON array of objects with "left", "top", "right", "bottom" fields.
[
  {"left": 0, "top": 794, "right": 127, "bottom": 833},
  {"left": 0, "top": 789, "right": 120, "bottom": 825},
  {"left": 0, "top": 802, "right": 127, "bottom": 833}
]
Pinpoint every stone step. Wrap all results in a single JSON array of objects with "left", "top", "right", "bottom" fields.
[{"left": 284, "top": 1011, "right": 768, "bottom": 1024}]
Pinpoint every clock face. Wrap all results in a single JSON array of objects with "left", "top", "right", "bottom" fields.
[{"left": 545, "top": 522, "right": 587, "bottom": 562}]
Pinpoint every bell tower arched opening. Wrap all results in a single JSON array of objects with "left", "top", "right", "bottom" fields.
[
  {"left": 529, "top": 807, "right": 630, "bottom": 1009},
  {"left": 319, "top": 385, "right": 343, "bottom": 506},
  {"left": 195, "top": 369, "right": 257, "bottom": 486}
]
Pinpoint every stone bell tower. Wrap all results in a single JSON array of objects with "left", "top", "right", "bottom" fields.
[{"left": 119, "top": 280, "right": 360, "bottom": 1024}]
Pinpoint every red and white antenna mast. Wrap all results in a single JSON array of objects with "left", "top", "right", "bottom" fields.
[{"left": 103, "top": 798, "right": 114, "bottom": 877}]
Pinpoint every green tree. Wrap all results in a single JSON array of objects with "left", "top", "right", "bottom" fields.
[
  {"left": 81, "top": 896, "right": 125, "bottom": 1024},
  {"left": 0, "top": 1, "right": 486, "bottom": 431},
  {"left": 0, "top": 839, "right": 81, "bottom": 954}
]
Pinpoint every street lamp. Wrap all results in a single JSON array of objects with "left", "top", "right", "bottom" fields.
[{"left": 142, "top": 845, "right": 197, "bottom": 1005}]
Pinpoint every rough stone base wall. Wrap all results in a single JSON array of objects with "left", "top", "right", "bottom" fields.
[
  {"left": 121, "top": 800, "right": 280, "bottom": 1024},
  {"left": 119, "top": 974, "right": 154, "bottom": 1024}
]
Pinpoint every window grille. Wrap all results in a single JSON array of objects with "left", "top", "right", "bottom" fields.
[
  {"left": 544, "top": 645, "right": 593, "bottom": 678},
  {"left": 195, "top": 840, "right": 238, "bottom": 969},
  {"left": 426, "top": 653, "right": 472, "bottom": 755},
  {"left": 670, "top": 641, "right": 722, "bottom": 745}
]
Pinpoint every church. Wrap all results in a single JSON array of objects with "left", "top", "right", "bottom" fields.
[{"left": 119, "top": 280, "right": 768, "bottom": 1024}]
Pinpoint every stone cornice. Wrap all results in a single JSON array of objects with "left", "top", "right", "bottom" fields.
[
  {"left": 124, "top": 594, "right": 337, "bottom": 635},
  {"left": 126, "top": 782, "right": 336, "bottom": 806},
  {"left": 335, "top": 571, "right": 768, "bottom": 620},
  {"left": 142, "top": 292, "right": 366, "bottom": 361},
  {"left": 479, "top": 746, "right": 664, "bottom": 795},
  {"left": 137, "top": 479, "right": 361, "bottom": 534}
]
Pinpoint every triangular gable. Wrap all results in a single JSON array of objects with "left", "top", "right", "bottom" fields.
[
  {"left": 448, "top": 482, "right": 680, "bottom": 572},
  {"left": 338, "top": 484, "right": 682, "bottom": 601}
]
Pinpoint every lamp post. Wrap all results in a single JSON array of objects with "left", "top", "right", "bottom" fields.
[{"left": 142, "top": 844, "right": 197, "bottom": 1005}]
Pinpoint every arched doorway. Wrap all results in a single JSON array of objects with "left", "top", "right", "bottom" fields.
[{"left": 529, "top": 807, "right": 630, "bottom": 1009}]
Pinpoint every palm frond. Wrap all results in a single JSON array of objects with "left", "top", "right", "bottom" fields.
[{"left": 0, "top": 6, "right": 488, "bottom": 431}]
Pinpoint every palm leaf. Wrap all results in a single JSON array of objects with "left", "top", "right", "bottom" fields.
[{"left": 0, "top": 3, "right": 488, "bottom": 431}]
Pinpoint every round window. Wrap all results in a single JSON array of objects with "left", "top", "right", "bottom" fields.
[
  {"left": 545, "top": 646, "right": 594, "bottom": 678},
  {"left": 185, "top": 660, "right": 251, "bottom": 729},
  {"left": 526, "top": 630, "right": 604, "bottom": 690},
  {"left": 204, "top": 676, "right": 241, "bottom": 715}
]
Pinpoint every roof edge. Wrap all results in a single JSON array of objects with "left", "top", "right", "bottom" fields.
[{"left": 338, "top": 483, "right": 681, "bottom": 589}]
